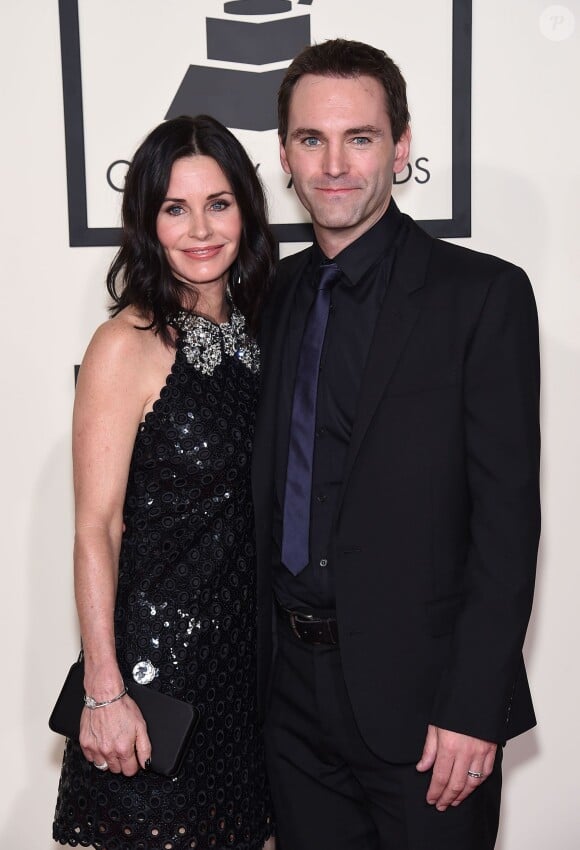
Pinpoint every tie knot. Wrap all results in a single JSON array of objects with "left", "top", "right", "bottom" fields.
[{"left": 318, "top": 262, "right": 341, "bottom": 291}]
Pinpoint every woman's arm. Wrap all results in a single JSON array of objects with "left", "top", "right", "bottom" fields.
[{"left": 73, "top": 315, "right": 156, "bottom": 776}]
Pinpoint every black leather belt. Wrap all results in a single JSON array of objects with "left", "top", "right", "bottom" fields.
[{"left": 277, "top": 605, "right": 339, "bottom": 645}]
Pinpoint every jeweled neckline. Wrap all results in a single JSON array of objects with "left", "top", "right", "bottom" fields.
[
  {"left": 170, "top": 305, "right": 245, "bottom": 332},
  {"left": 168, "top": 307, "right": 259, "bottom": 376}
]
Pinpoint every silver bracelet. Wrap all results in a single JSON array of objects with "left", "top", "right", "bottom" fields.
[{"left": 84, "top": 686, "right": 127, "bottom": 710}]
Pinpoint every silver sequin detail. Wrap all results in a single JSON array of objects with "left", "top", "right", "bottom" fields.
[
  {"left": 132, "top": 659, "right": 158, "bottom": 684},
  {"left": 170, "top": 308, "right": 260, "bottom": 376}
]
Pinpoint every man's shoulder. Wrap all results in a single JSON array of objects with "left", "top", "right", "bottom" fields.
[
  {"left": 278, "top": 245, "right": 312, "bottom": 277},
  {"left": 258, "top": 246, "right": 312, "bottom": 342},
  {"left": 405, "top": 216, "right": 529, "bottom": 286},
  {"left": 267, "top": 246, "right": 312, "bottom": 303}
]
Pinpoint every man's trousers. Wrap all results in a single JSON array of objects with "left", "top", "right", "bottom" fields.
[{"left": 265, "top": 620, "right": 502, "bottom": 850}]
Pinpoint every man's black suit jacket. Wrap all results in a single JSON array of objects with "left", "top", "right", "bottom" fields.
[{"left": 251, "top": 215, "right": 540, "bottom": 763}]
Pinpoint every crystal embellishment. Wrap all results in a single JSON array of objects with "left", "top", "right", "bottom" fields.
[
  {"left": 132, "top": 659, "right": 158, "bottom": 685},
  {"left": 169, "top": 308, "right": 260, "bottom": 376}
]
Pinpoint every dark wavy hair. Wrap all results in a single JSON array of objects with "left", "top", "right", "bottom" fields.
[
  {"left": 278, "top": 39, "right": 410, "bottom": 145},
  {"left": 107, "top": 115, "right": 276, "bottom": 339}
]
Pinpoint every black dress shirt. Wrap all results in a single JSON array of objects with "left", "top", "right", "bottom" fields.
[{"left": 272, "top": 200, "right": 407, "bottom": 612}]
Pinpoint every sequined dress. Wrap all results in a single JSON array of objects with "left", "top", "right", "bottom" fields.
[{"left": 53, "top": 308, "right": 273, "bottom": 850}]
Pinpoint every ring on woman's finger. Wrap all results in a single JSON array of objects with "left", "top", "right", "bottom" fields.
[
  {"left": 93, "top": 761, "right": 108, "bottom": 771},
  {"left": 467, "top": 769, "right": 484, "bottom": 779}
]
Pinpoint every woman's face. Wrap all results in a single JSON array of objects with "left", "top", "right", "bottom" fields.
[{"left": 156, "top": 155, "right": 242, "bottom": 293}]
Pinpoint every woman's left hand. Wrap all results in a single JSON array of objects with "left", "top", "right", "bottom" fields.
[{"left": 79, "top": 693, "right": 151, "bottom": 777}]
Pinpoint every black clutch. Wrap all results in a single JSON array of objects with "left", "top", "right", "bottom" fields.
[{"left": 49, "top": 660, "right": 200, "bottom": 776}]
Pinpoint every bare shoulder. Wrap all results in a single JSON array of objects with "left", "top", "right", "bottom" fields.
[
  {"left": 83, "top": 309, "right": 151, "bottom": 364},
  {"left": 76, "top": 309, "right": 175, "bottom": 421},
  {"left": 81, "top": 309, "right": 172, "bottom": 379}
]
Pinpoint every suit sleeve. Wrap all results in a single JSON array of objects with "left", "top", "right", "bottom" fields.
[{"left": 431, "top": 264, "right": 541, "bottom": 742}]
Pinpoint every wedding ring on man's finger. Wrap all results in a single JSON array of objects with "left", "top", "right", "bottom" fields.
[
  {"left": 467, "top": 769, "right": 484, "bottom": 779},
  {"left": 94, "top": 761, "right": 108, "bottom": 771}
]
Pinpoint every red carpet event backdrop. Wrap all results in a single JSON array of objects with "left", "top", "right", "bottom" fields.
[{"left": 1, "top": 0, "right": 579, "bottom": 847}]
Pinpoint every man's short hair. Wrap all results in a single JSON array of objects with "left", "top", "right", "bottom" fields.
[{"left": 278, "top": 39, "right": 410, "bottom": 145}]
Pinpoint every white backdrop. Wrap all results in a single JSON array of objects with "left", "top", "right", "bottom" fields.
[{"left": 1, "top": 1, "right": 579, "bottom": 847}]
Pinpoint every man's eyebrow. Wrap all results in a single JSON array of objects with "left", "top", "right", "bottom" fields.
[
  {"left": 346, "top": 125, "right": 384, "bottom": 137},
  {"left": 289, "top": 125, "right": 384, "bottom": 140},
  {"left": 289, "top": 127, "right": 323, "bottom": 140}
]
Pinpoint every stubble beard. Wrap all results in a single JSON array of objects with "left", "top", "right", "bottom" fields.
[{"left": 305, "top": 191, "right": 367, "bottom": 233}]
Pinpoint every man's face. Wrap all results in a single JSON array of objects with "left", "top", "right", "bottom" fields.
[{"left": 280, "top": 74, "right": 410, "bottom": 255}]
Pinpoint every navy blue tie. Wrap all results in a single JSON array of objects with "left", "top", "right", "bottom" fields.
[{"left": 281, "top": 261, "right": 342, "bottom": 575}]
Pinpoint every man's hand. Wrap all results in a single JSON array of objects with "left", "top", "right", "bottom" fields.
[{"left": 416, "top": 725, "right": 497, "bottom": 811}]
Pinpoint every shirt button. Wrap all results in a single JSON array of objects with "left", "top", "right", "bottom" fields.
[
  {"left": 319, "top": 558, "right": 328, "bottom": 567},
  {"left": 315, "top": 427, "right": 326, "bottom": 438},
  {"left": 316, "top": 494, "right": 327, "bottom": 503}
]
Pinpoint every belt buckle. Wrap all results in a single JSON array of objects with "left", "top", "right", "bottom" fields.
[
  {"left": 288, "top": 610, "right": 314, "bottom": 640},
  {"left": 325, "top": 619, "right": 337, "bottom": 645}
]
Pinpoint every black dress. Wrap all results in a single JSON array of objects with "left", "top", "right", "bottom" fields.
[{"left": 53, "top": 308, "right": 273, "bottom": 850}]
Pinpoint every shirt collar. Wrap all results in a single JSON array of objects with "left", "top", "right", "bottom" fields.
[{"left": 311, "top": 198, "right": 404, "bottom": 287}]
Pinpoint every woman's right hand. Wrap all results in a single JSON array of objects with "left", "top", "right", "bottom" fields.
[{"left": 79, "top": 694, "right": 151, "bottom": 776}]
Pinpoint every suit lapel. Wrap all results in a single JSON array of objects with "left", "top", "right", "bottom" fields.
[{"left": 338, "top": 220, "right": 433, "bottom": 512}]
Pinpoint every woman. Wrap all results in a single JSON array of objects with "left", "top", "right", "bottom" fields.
[{"left": 53, "top": 115, "right": 276, "bottom": 850}]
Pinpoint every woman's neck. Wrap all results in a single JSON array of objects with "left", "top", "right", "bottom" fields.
[{"left": 182, "top": 279, "right": 229, "bottom": 324}]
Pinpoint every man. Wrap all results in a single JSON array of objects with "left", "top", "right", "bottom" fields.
[{"left": 252, "top": 39, "right": 540, "bottom": 850}]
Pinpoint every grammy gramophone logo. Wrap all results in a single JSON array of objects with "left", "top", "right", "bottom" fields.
[
  {"left": 166, "top": 0, "right": 313, "bottom": 131},
  {"left": 59, "top": 0, "right": 472, "bottom": 246}
]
